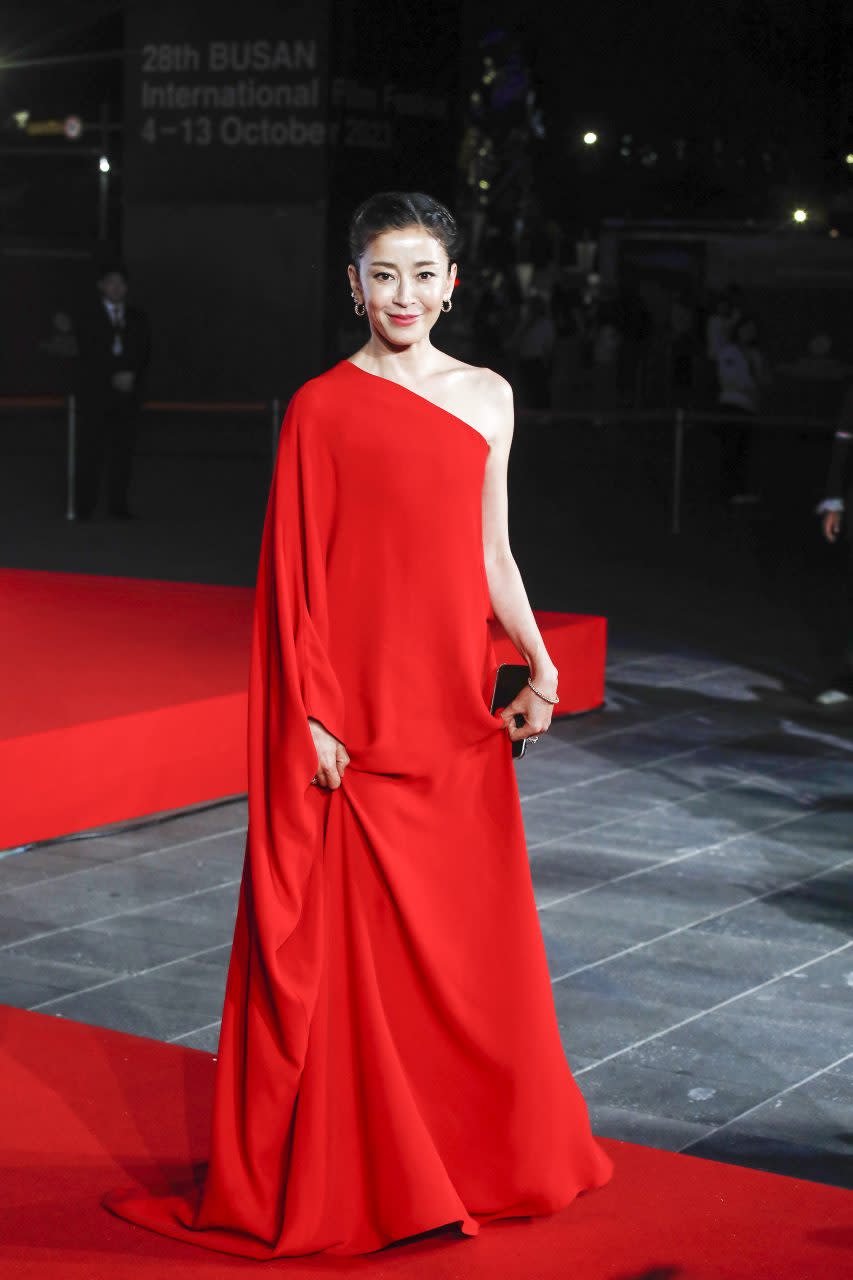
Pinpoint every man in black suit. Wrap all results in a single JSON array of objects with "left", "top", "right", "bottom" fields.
[
  {"left": 74, "top": 261, "right": 151, "bottom": 519},
  {"left": 815, "top": 384, "right": 853, "bottom": 705}
]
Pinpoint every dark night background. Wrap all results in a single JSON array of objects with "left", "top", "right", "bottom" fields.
[
  {"left": 1, "top": 0, "right": 853, "bottom": 618},
  {"left": 2, "top": 0, "right": 852, "bottom": 395},
  {"left": 2, "top": 1, "right": 851, "bottom": 232}
]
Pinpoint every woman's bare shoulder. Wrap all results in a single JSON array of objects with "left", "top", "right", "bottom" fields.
[
  {"left": 439, "top": 359, "right": 513, "bottom": 445},
  {"left": 444, "top": 357, "right": 513, "bottom": 404},
  {"left": 465, "top": 363, "right": 515, "bottom": 419},
  {"left": 478, "top": 365, "right": 514, "bottom": 404}
]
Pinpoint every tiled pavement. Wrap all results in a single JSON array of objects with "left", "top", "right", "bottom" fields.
[
  {"left": 2, "top": 643, "right": 851, "bottom": 1190},
  {"left": 2, "top": 405, "right": 851, "bottom": 1189}
]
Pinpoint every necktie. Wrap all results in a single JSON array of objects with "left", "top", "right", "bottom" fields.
[{"left": 109, "top": 304, "right": 124, "bottom": 357}]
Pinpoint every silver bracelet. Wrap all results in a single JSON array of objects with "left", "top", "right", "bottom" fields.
[{"left": 527, "top": 676, "right": 559, "bottom": 705}]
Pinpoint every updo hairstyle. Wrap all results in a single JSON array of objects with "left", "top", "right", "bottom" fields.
[{"left": 348, "top": 191, "right": 461, "bottom": 268}]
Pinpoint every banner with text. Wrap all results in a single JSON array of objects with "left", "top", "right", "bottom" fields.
[{"left": 125, "top": 0, "right": 329, "bottom": 203}]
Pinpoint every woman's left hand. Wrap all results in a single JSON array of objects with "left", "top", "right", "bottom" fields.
[{"left": 500, "top": 683, "right": 555, "bottom": 744}]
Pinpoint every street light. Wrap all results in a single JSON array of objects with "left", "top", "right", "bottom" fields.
[
  {"left": 99, "top": 155, "right": 110, "bottom": 173},
  {"left": 583, "top": 131, "right": 598, "bottom": 146},
  {"left": 792, "top": 208, "right": 808, "bottom": 224}
]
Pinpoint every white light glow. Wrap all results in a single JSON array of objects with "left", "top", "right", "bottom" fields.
[
  {"left": 99, "top": 155, "right": 110, "bottom": 173},
  {"left": 792, "top": 208, "right": 808, "bottom": 223},
  {"left": 583, "top": 131, "right": 598, "bottom": 146}
]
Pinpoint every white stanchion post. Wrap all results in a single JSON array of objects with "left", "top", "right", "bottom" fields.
[{"left": 672, "top": 407, "right": 685, "bottom": 535}]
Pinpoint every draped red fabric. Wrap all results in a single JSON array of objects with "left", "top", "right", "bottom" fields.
[{"left": 103, "top": 360, "right": 613, "bottom": 1257}]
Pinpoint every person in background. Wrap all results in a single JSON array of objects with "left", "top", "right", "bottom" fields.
[
  {"left": 591, "top": 292, "right": 624, "bottom": 406},
  {"left": 618, "top": 288, "right": 652, "bottom": 406},
  {"left": 814, "top": 387, "right": 853, "bottom": 705},
  {"left": 703, "top": 293, "right": 738, "bottom": 405},
  {"left": 514, "top": 291, "right": 555, "bottom": 409},
  {"left": 706, "top": 295, "right": 737, "bottom": 365},
  {"left": 471, "top": 268, "right": 516, "bottom": 379},
  {"left": 574, "top": 288, "right": 598, "bottom": 382},
  {"left": 73, "top": 261, "right": 151, "bottom": 520},
  {"left": 668, "top": 288, "right": 696, "bottom": 401},
  {"left": 716, "top": 315, "right": 770, "bottom": 504},
  {"left": 550, "top": 267, "right": 582, "bottom": 410}
]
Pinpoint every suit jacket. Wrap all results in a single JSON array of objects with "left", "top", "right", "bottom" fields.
[
  {"left": 825, "top": 383, "right": 853, "bottom": 512},
  {"left": 74, "top": 298, "right": 151, "bottom": 408}
]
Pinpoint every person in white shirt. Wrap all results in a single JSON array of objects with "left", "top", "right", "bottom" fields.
[
  {"left": 706, "top": 295, "right": 737, "bottom": 363},
  {"left": 716, "top": 316, "right": 770, "bottom": 503}
]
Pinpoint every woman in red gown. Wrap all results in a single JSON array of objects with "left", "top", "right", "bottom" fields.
[{"left": 104, "top": 192, "right": 613, "bottom": 1257}]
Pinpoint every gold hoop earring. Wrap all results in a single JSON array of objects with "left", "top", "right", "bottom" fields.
[{"left": 441, "top": 297, "right": 452, "bottom": 313}]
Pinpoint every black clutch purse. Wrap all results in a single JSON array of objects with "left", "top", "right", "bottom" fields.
[{"left": 490, "top": 662, "right": 532, "bottom": 758}]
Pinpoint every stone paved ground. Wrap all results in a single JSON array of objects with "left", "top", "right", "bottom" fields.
[
  {"left": 1, "top": 406, "right": 851, "bottom": 1190},
  {"left": 1, "top": 639, "right": 850, "bottom": 1189}
]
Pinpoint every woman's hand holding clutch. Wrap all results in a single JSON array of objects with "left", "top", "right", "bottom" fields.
[{"left": 500, "top": 684, "right": 555, "bottom": 746}]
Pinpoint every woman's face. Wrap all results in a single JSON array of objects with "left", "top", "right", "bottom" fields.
[{"left": 348, "top": 226, "right": 456, "bottom": 347}]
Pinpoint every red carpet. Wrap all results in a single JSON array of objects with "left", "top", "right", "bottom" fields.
[
  {"left": 1, "top": 1004, "right": 848, "bottom": 1278},
  {"left": 0, "top": 569, "right": 605, "bottom": 849},
  {"left": 0, "top": 569, "right": 254, "bottom": 850},
  {"left": 520, "top": 609, "right": 606, "bottom": 715}
]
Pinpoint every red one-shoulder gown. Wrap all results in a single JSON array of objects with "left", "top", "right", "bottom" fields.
[{"left": 103, "top": 358, "right": 613, "bottom": 1256}]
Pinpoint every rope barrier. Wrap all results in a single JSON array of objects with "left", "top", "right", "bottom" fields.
[
  {"left": 518, "top": 408, "right": 835, "bottom": 432},
  {"left": 0, "top": 397, "right": 268, "bottom": 414},
  {"left": 0, "top": 395, "right": 837, "bottom": 433},
  {"left": 142, "top": 400, "right": 267, "bottom": 414},
  {"left": 0, "top": 396, "right": 66, "bottom": 409},
  {"left": 0, "top": 396, "right": 838, "bottom": 533}
]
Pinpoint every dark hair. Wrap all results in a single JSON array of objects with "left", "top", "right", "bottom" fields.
[
  {"left": 96, "top": 258, "right": 128, "bottom": 282},
  {"left": 348, "top": 191, "right": 460, "bottom": 266}
]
